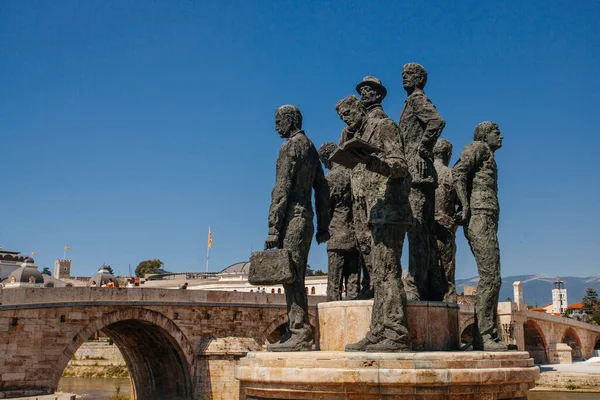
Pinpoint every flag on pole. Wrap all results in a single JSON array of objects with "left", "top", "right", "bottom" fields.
[
  {"left": 208, "top": 228, "right": 213, "bottom": 249},
  {"left": 63, "top": 245, "right": 71, "bottom": 260}
]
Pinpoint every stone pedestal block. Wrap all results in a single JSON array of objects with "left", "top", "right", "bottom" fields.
[
  {"left": 548, "top": 343, "right": 572, "bottom": 364},
  {"left": 235, "top": 351, "right": 540, "bottom": 399},
  {"left": 318, "top": 300, "right": 459, "bottom": 351}
]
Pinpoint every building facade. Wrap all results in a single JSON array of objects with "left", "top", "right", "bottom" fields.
[{"left": 143, "top": 261, "right": 329, "bottom": 296}]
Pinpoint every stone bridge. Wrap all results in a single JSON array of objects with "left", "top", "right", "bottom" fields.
[
  {"left": 519, "top": 309, "right": 600, "bottom": 364},
  {"left": 2, "top": 286, "right": 600, "bottom": 399},
  {"left": 458, "top": 291, "right": 600, "bottom": 365},
  {"left": 0, "top": 288, "right": 320, "bottom": 399}
]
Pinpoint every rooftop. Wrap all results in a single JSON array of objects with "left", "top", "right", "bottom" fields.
[{"left": 220, "top": 261, "right": 251, "bottom": 274}]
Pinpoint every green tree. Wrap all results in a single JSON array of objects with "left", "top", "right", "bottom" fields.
[
  {"left": 581, "top": 287, "right": 600, "bottom": 325},
  {"left": 305, "top": 265, "right": 315, "bottom": 276},
  {"left": 104, "top": 265, "right": 115, "bottom": 275},
  {"left": 591, "top": 310, "right": 600, "bottom": 326},
  {"left": 314, "top": 269, "right": 326, "bottom": 276},
  {"left": 135, "top": 259, "right": 164, "bottom": 277},
  {"left": 41, "top": 267, "right": 52, "bottom": 276},
  {"left": 582, "top": 287, "right": 599, "bottom": 314}
]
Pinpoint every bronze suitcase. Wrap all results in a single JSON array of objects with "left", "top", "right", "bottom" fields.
[{"left": 249, "top": 249, "right": 296, "bottom": 286}]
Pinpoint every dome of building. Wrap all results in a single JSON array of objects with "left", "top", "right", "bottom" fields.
[
  {"left": 0, "top": 249, "right": 26, "bottom": 262},
  {"left": 219, "top": 261, "right": 251, "bottom": 274},
  {"left": 89, "top": 265, "right": 119, "bottom": 287},
  {"left": 6, "top": 259, "right": 44, "bottom": 285}
]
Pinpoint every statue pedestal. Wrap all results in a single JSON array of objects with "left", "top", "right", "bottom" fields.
[
  {"left": 234, "top": 351, "right": 539, "bottom": 399},
  {"left": 318, "top": 300, "right": 459, "bottom": 351}
]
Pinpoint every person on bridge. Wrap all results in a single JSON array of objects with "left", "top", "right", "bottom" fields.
[{"left": 264, "top": 105, "right": 330, "bottom": 352}]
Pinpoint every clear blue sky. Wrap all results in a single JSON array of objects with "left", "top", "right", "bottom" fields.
[{"left": 1, "top": 1, "right": 598, "bottom": 278}]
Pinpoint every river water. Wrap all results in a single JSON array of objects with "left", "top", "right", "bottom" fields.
[
  {"left": 57, "top": 377, "right": 131, "bottom": 399},
  {"left": 57, "top": 377, "right": 597, "bottom": 399}
]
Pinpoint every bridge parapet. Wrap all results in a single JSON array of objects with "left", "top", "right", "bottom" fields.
[
  {"left": 526, "top": 309, "right": 600, "bottom": 333},
  {"left": 0, "top": 287, "right": 326, "bottom": 308}
]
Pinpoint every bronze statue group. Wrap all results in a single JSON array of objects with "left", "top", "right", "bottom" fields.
[{"left": 260, "top": 63, "right": 507, "bottom": 353}]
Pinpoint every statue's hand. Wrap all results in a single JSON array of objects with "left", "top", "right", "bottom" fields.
[
  {"left": 265, "top": 235, "right": 279, "bottom": 250},
  {"left": 455, "top": 207, "right": 470, "bottom": 225},
  {"left": 315, "top": 229, "right": 330, "bottom": 244},
  {"left": 418, "top": 144, "right": 432, "bottom": 160},
  {"left": 349, "top": 148, "right": 373, "bottom": 164}
]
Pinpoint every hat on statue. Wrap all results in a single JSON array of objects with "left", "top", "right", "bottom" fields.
[{"left": 355, "top": 76, "right": 387, "bottom": 99}]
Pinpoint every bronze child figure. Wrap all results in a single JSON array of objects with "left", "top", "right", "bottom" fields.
[
  {"left": 318, "top": 141, "right": 360, "bottom": 301},
  {"left": 433, "top": 138, "right": 458, "bottom": 302}
]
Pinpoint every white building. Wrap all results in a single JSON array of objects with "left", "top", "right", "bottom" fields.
[
  {"left": 0, "top": 249, "right": 77, "bottom": 288},
  {"left": 3, "top": 258, "right": 44, "bottom": 289},
  {"left": 143, "top": 261, "right": 329, "bottom": 296},
  {"left": 552, "top": 278, "right": 568, "bottom": 314},
  {"left": 0, "top": 248, "right": 31, "bottom": 282}
]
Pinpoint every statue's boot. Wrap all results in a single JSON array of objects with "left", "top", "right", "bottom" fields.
[
  {"left": 267, "top": 332, "right": 312, "bottom": 352},
  {"left": 345, "top": 336, "right": 376, "bottom": 352},
  {"left": 365, "top": 338, "right": 410, "bottom": 353},
  {"left": 482, "top": 338, "right": 508, "bottom": 352},
  {"left": 356, "top": 288, "right": 374, "bottom": 300}
]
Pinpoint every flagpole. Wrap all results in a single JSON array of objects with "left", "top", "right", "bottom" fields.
[
  {"left": 206, "top": 227, "right": 211, "bottom": 273},
  {"left": 63, "top": 248, "right": 66, "bottom": 260}
]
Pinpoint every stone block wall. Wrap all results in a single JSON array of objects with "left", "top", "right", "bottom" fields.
[
  {"left": 72, "top": 342, "right": 125, "bottom": 363},
  {"left": 0, "top": 289, "right": 321, "bottom": 399}
]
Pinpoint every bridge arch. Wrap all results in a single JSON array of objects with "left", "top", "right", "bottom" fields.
[
  {"left": 56, "top": 307, "right": 194, "bottom": 400},
  {"left": 524, "top": 320, "right": 548, "bottom": 364},
  {"left": 595, "top": 335, "right": 600, "bottom": 351},
  {"left": 460, "top": 322, "right": 475, "bottom": 346},
  {"left": 561, "top": 327, "right": 583, "bottom": 361},
  {"left": 459, "top": 315, "right": 475, "bottom": 333}
]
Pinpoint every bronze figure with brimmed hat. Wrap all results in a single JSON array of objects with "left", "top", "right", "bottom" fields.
[
  {"left": 356, "top": 75, "right": 388, "bottom": 99},
  {"left": 346, "top": 76, "right": 393, "bottom": 298},
  {"left": 354, "top": 76, "right": 389, "bottom": 121}
]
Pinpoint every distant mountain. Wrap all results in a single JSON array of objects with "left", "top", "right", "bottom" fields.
[{"left": 456, "top": 275, "right": 600, "bottom": 307}]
